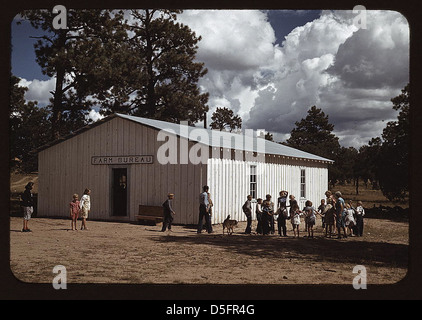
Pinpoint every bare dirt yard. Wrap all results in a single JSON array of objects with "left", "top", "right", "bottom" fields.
[
  {"left": 9, "top": 173, "right": 409, "bottom": 286},
  {"left": 10, "top": 215, "right": 408, "bottom": 285}
]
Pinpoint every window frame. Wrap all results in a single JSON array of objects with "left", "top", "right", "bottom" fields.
[
  {"left": 250, "top": 164, "right": 257, "bottom": 200},
  {"left": 300, "top": 168, "right": 306, "bottom": 199}
]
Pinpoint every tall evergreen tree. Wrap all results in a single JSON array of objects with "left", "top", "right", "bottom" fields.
[
  {"left": 355, "top": 137, "right": 382, "bottom": 189},
  {"left": 376, "top": 84, "right": 410, "bottom": 201},
  {"left": 21, "top": 9, "right": 209, "bottom": 137},
  {"left": 115, "top": 9, "right": 209, "bottom": 124},
  {"left": 20, "top": 9, "right": 128, "bottom": 139},
  {"left": 10, "top": 75, "right": 51, "bottom": 172},
  {"left": 285, "top": 106, "right": 342, "bottom": 186},
  {"left": 286, "top": 106, "right": 341, "bottom": 160},
  {"left": 210, "top": 107, "right": 242, "bottom": 132}
]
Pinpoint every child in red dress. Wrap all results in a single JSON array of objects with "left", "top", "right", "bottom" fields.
[{"left": 69, "top": 194, "right": 80, "bottom": 231}]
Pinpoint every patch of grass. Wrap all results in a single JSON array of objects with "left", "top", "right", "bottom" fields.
[{"left": 333, "top": 181, "right": 409, "bottom": 209}]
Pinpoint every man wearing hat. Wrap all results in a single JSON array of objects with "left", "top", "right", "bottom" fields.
[
  {"left": 161, "top": 193, "right": 176, "bottom": 232},
  {"left": 21, "top": 182, "right": 34, "bottom": 232}
]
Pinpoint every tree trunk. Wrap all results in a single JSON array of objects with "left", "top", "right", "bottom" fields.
[
  {"left": 51, "top": 30, "right": 67, "bottom": 140},
  {"left": 144, "top": 9, "right": 156, "bottom": 117},
  {"left": 355, "top": 177, "right": 359, "bottom": 195}
]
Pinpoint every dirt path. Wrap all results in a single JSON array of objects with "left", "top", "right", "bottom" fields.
[{"left": 9, "top": 216, "right": 408, "bottom": 285}]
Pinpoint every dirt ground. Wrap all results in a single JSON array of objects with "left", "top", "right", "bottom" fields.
[{"left": 9, "top": 215, "right": 408, "bottom": 285}]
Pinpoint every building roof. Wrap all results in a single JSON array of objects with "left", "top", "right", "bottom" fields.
[
  {"left": 37, "top": 113, "right": 333, "bottom": 163},
  {"left": 115, "top": 113, "right": 333, "bottom": 163}
]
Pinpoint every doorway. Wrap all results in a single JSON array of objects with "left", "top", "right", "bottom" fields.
[{"left": 112, "top": 168, "right": 128, "bottom": 216}]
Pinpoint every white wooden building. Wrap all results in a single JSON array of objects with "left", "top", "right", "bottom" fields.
[{"left": 37, "top": 113, "right": 333, "bottom": 224}]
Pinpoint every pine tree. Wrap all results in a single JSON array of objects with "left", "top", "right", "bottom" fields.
[
  {"left": 112, "top": 9, "right": 209, "bottom": 124},
  {"left": 376, "top": 84, "right": 409, "bottom": 201},
  {"left": 10, "top": 75, "right": 51, "bottom": 172},
  {"left": 210, "top": 107, "right": 242, "bottom": 132},
  {"left": 20, "top": 9, "right": 127, "bottom": 139},
  {"left": 22, "top": 8, "right": 209, "bottom": 136},
  {"left": 286, "top": 106, "right": 340, "bottom": 160},
  {"left": 286, "top": 106, "right": 344, "bottom": 186}
]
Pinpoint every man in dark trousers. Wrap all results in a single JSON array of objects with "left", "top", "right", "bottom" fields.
[
  {"left": 21, "top": 182, "right": 34, "bottom": 232},
  {"left": 161, "top": 193, "right": 175, "bottom": 232},
  {"left": 277, "top": 190, "right": 289, "bottom": 236},
  {"left": 242, "top": 195, "right": 253, "bottom": 234},
  {"left": 197, "top": 186, "right": 212, "bottom": 233},
  {"left": 262, "top": 194, "right": 274, "bottom": 235}
]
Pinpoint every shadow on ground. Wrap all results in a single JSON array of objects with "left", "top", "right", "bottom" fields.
[{"left": 151, "top": 231, "right": 408, "bottom": 270}]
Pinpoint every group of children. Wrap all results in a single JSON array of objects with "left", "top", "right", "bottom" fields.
[
  {"left": 252, "top": 190, "right": 365, "bottom": 239},
  {"left": 69, "top": 188, "right": 91, "bottom": 231},
  {"left": 319, "top": 190, "right": 366, "bottom": 239}
]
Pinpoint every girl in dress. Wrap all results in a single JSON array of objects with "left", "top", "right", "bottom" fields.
[
  {"left": 79, "top": 188, "right": 91, "bottom": 230},
  {"left": 325, "top": 190, "right": 337, "bottom": 234},
  {"left": 290, "top": 203, "right": 303, "bottom": 238},
  {"left": 345, "top": 203, "right": 356, "bottom": 236},
  {"left": 303, "top": 200, "right": 316, "bottom": 238},
  {"left": 69, "top": 194, "right": 80, "bottom": 231}
]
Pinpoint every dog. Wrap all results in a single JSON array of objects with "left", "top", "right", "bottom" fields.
[{"left": 223, "top": 215, "right": 238, "bottom": 235}]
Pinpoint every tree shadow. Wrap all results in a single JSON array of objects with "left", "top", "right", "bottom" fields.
[{"left": 151, "top": 233, "right": 408, "bottom": 269}]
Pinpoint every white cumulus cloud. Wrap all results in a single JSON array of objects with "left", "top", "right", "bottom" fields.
[{"left": 19, "top": 77, "right": 56, "bottom": 106}]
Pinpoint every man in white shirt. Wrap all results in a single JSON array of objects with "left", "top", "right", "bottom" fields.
[{"left": 197, "top": 186, "right": 212, "bottom": 233}]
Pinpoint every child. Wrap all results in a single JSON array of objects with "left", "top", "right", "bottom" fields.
[
  {"left": 69, "top": 194, "right": 80, "bottom": 231},
  {"left": 79, "top": 188, "right": 91, "bottom": 230},
  {"left": 323, "top": 198, "right": 335, "bottom": 238},
  {"left": 303, "top": 200, "right": 316, "bottom": 238},
  {"left": 302, "top": 200, "right": 313, "bottom": 233},
  {"left": 21, "top": 182, "right": 34, "bottom": 232},
  {"left": 277, "top": 191, "right": 289, "bottom": 237},
  {"left": 325, "top": 190, "right": 337, "bottom": 234},
  {"left": 288, "top": 194, "right": 298, "bottom": 219},
  {"left": 256, "top": 198, "right": 263, "bottom": 234},
  {"left": 291, "top": 203, "right": 303, "bottom": 238},
  {"left": 344, "top": 203, "right": 356, "bottom": 236},
  {"left": 318, "top": 199, "right": 326, "bottom": 230},
  {"left": 355, "top": 201, "right": 365, "bottom": 236}
]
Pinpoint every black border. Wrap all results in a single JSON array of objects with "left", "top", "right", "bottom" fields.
[{"left": 1, "top": 0, "right": 421, "bottom": 302}]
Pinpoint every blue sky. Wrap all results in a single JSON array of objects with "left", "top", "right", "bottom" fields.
[
  {"left": 11, "top": 10, "right": 321, "bottom": 81},
  {"left": 11, "top": 19, "right": 49, "bottom": 81},
  {"left": 10, "top": 9, "right": 409, "bottom": 148}
]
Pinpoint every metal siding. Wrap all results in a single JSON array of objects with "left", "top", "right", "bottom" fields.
[{"left": 207, "top": 157, "right": 328, "bottom": 224}]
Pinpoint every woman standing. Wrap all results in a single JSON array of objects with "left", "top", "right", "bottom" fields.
[
  {"left": 334, "top": 191, "right": 347, "bottom": 239},
  {"left": 79, "top": 188, "right": 91, "bottom": 230}
]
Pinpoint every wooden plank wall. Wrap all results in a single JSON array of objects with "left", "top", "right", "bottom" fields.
[
  {"left": 38, "top": 117, "right": 207, "bottom": 224},
  {"left": 38, "top": 116, "right": 328, "bottom": 226}
]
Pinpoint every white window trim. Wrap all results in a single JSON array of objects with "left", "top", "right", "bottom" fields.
[{"left": 300, "top": 168, "right": 306, "bottom": 199}]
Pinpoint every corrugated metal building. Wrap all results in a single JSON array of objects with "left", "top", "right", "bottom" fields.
[{"left": 37, "top": 113, "right": 333, "bottom": 224}]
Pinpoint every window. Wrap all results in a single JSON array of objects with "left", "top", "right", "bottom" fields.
[
  {"left": 300, "top": 169, "right": 306, "bottom": 198},
  {"left": 250, "top": 165, "right": 257, "bottom": 199}
]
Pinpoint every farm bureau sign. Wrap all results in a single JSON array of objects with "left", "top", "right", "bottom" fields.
[{"left": 91, "top": 155, "right": 154, "bottom": 165}]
